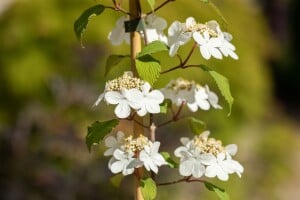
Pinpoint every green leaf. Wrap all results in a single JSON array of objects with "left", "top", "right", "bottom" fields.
[
  {"left": 198, "top": 65, "right": 234, "bottom": 115},
  {"left": 159, "top": 99, "right": 172, "bottom": 114},
  {"left": 86, "top": 119, "right": 119, "bottom": 152},
  {"left": 204, "top": 181, "right": 230, "bottom": 200},
  {"left": 160, "top": 152, "right": 178, "bottom": 168},
  {"left": 137, "top": 41, "right": 169, "bottom": 58},
  {"left": 136, "top": 55, "right": 161, "bottom": 85},
  {"left": 110, "top": 174, "right": 124, "bottom": 188},
  {"left": 105, "top": 54, "right": 130, "bottom": 76},
  {"left": 147, "top": 0, "right": 155, "bottom": 10},
  {"left": 141, "top": 178, "right": 157, "bottom": 200},
  {"left": 188, "top": 117, "right": 206, "bottom": 135},
  {"left": 74, "top": 4, "right": 105, "bottom": 45}
]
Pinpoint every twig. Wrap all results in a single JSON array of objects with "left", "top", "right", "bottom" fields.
[
  {"left": 161, "top": 42, "right": 198, "bottom": 74},
  {"left": 157, "top": 176, "right": 205, "bottom": 186},
  {"left": 107, "top": 0, "right": 133, "bottom": 16},
  {"left": 157, "top": 102, "right": 185, "bottom": 127},
  {"left": 146, "top": 0, "right": 176, "bottom": 15}
]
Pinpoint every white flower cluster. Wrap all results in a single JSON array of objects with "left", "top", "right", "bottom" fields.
[
  {"left": 161, "top": 78, "right": 222, "bottom": 112},
  {"left": 174, "top": 131, "right": 244, "bottom": 181},
  {"left": 94, "top": 71, "right": 164, "bottom": 118},
  {"left": 168, "top": 17, "right": 238, "bottom": 60},
  {"left": 108, "top": 14, "right": 168, "bottom": 45},
  {"left": 105, "top": 131, "right": 167, "bottom": 175}
]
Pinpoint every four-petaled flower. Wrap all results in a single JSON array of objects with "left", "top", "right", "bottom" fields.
[{"left": 139, "top": 142, "right": 167, "bottom": 174}]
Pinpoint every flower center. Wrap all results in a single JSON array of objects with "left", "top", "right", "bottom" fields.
[
  {"left": 186, "top": 23, "right": 218, "bottom": 38},
  {"left": 106, "top": 72, "right": 145, "bottom": 92},
  {"left": 123, "top": 134, "right": 152, "bottom": 153},
  {"left": 192, "top": 134, "right": 224, "bottom": 156},
  {"left": 166, "top": 78, "right": 195, "bottom": 93}
]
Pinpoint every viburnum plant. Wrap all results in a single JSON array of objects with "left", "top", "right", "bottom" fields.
[{"left": 74, "top": 0, "right": 243, "bottom": 199}]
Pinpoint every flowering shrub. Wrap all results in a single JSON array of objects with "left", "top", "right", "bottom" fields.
[{"left": 75, "top": 0, "right": 243, "bottom": 199}]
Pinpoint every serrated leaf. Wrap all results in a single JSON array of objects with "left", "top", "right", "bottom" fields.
[
  {"left": 161, "top": 152, "right": 178, "bottom": 168},
  {"left": 188, "top": 117, "right": 206, "bottom": 135},
  {"left": 86, "top": 119, "right": 119, "bottom": 152},
  {"left": 74, "top": 4, "right": 105, "bottom": 45},
  {"left": 137, "top": 41, "right": 169, "bottom": 58},
  {"left": 136, "top": 55, "right": 161, "bottom": 85},
  {"left": 198, "top": 65, "right": 234, "bottom": 115},
  {"left": 159, "top": 99, "right": 172, "bottom": 114},
  {"left": 105, "top": 54, "right": 130, "bottom": 76},
  {"left": 141, "top": 178, "right": 157, "bottom": 200},
  {"left": 110, "top": 174, "right": 124, "bottom": 188},
  {"left": 147, "top": 0, "right": 155, "bottom": 10},
  {"left": 204, "top": 181, "right": 230, "bottom": 200}
]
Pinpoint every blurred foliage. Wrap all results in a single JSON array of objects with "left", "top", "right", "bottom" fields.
[{"left": 0, "top": 0, "right": 299, "bottom": 200}]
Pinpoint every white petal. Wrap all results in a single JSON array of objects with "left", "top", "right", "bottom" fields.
[
  {"left": 137, "top": 107, "right": 147, "bottom": 116},
  {"left": 225, "top": 144, "right": 238, "bottom": 156},
  {"left": 145, "top": 102, "right": 161, "bottom": 114},
  {"left": 105, "top": 91, "right": 123, "bottom": 105},
  {"left": 110, "top": 161, "right": 125, "bottom": 174},
  {"left": 114, "top": 101, "right": 131, "bottom": 118},
  {"left": 169, "top": 43, "right": 180, "bottom": 56},
  {"left": 185, "top": 17, "right": 196, "bottom": 27},
  {"left": 209, "top": 47, "right": 223, "bottom": 59},
  {"left": 179, "top": 159, "right": 194, "bottom": 176},
  {"left": 124, "top": 89, "right": 143, "bottom": 109},
  {"left": 147, "top": 90, "right": 164, "bottom": 103},
  {"left": 104, "top": 136, "right": 117, "bottom": 148},
  {"left": 200, "top": 45, "right": 211, "bottom": 60},
  {"left": 193, "top": 32, "right": 205, "bottom": 45},
  {"left": 197, "top": 99, "right": 210, "bottom": 110},
  {"left": 94, "top": 93, "right": 104, "bottom": 106},
  {"left": 141, "top": 82, "right": 151, "bottom": 94},
  {"left": 192, "top": 162, "right": 205, "bottom": 178},
  {"left": 187, "top": 102, "right": 199, "bottom": 112}
]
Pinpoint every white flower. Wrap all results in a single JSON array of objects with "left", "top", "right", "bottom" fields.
[
  {"left": 144, "top": 14, "right": 168, "bottom": 44},
  {"left": 218, "top": 32, "right": 238, "bottom": 60},
  {"left": 161, "top": 78, "right": 222, "bottom": 112},
  {"left": 205, "top": 85, "right": 222, "bottom": 109},
  {"left": 105, "top": 89, "right": 142, "bottom": 118},
  {"left": 187, "top": 87, "right": 210, "bottom": 112},
  {"left": 193, "top": 31, "right": 222, "bottom": 60},
  {"left": 108, "top": 16, "right": 130, "bottom": 46},
  {"left": 109, "top": 149, "right": 135, "bottom": 176},
  {"left": 174, "top": 131, "right": 244, "bottom": 180},
  {"left": 168, "top": 21, "right": 192, "bottom": 56},
  {"left": 104, "top": 131, "right": 125, "bottom": 156},
  {"left": 139, "top": 142, "right": 167, "bottom": 174},
  {"left": 127, "top": 83, "right": 164, "bottom": 116}
]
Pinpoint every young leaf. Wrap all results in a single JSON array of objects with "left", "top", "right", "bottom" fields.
[
  {"left": 147, "top": 0, "right": 155, "bottom": 10},
  {"left": 141, "top": 178, "right": 157, "bottom": 200},
  {"left": 160, "top": 152, "right": 178, "bottom": 168},
  {"left": 136, "top": 55, "right": 161, "bottom": 86},
  {"left": 159, "top": 99, "right": 172, "bottom": 114},
  {"left": 198, "top": 65, "right": 234, "bottom": 115},
  {"left": 105, "top": 54, "right": 130, "bottom": 76},
  {"left": 188, "top": 117, "right": 206, "bottom": 135},
  {"left": 204, "top": 181, "right": 230, "bottom": 200},
  {"left": 86, "top": 119, "right": 119, "bottom": 152},
  {"left": 110, "top": 174, "right": 124, "bottom": 188},
  {"left": 137, "top": 41, "right": 169, "bottom": 58},
  {"left": 74, "top": 4, "right": 105, "bottom": 44}
]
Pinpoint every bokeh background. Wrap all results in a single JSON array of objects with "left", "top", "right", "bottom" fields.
[{"left": 1, "top": 0, "right": 300, "bottom": 199}]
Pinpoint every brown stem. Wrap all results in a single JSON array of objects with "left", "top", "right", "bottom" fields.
[
  {"left": 149, "top": 122, "right": 156, "bottom": 180},
  {"left": 146, "top": 0, "right": 176, "bottom": 15},
  {"left": 129, "top": 0, "right": 144, "bottom": 199},
  {"left": 161, "top": 42, "right": 198, "bottom": 74},
  {"left": 157, "top": 176, "right": 205, "bottom": 186},
  {"left": 157, "top": 102, "right": 185, "bottom": 128}
]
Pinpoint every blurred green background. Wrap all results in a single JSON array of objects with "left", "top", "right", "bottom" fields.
[{"left": 1, "top": 0, "right": 300, "bottom": 199}]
